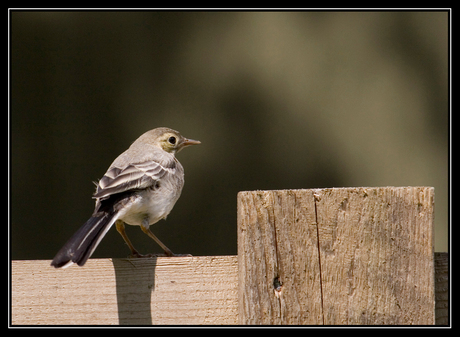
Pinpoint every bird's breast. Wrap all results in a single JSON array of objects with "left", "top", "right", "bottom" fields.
[{"left": 119, "top": 170, "right": 184, "bottom": 227}]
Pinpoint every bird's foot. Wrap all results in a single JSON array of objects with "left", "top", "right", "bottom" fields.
[
  {"left": 128, "top": 252, "right": 164, "bottom": 258},
  {"left": 128, "top": 252, "right": 192, "bottom": 258}
]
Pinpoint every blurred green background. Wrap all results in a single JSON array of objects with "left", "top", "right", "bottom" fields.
[{"left": 11, "top": 11, "right": 448, "bottom": 260}]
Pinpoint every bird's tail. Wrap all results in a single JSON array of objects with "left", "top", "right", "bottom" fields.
[{"left": 51, "top": 212, "right": 118, "bottom": 268}]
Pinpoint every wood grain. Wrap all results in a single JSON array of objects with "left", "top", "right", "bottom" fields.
[
  {"left": 11, "top": 256, "right": 238, "bottom": 325},
  {"left": 238, "top": 187, "right": 435, "bottom": 325}
]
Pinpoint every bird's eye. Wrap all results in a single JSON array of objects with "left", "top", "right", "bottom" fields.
[{"left": 168, "top": 136, "right": 176, "bottom": 145}]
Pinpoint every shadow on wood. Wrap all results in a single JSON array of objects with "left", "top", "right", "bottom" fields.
[
  {"left": 113, "top": 258, "right": 156, "bottom": 325},
  {"left": 434, "top": 252, "right": 448, "bottom": 325}
]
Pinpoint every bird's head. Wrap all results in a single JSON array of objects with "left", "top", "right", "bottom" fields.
[{"left": 141, "top": 127, "right": 201, "bottom": 154}]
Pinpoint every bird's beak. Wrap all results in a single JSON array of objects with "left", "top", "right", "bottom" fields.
[{"left": 182, "top": 138, "right": 201, "bottom": 147}]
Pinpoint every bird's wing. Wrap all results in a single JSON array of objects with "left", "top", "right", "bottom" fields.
[{"left": 93, "top": 159, "right": 176, "bottom": 199}]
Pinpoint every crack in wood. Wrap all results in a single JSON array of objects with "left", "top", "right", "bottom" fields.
[
  {"left": 314, "top": 192, "right": 325, "bottom": 325},
  {"left": 271, "top": 192, "right": 283, "bottom": 321}
]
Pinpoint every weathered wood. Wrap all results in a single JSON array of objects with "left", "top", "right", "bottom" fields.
[
  {"left": 11, "top": 256, "right": 238, "bottom": 325},
  {"left": 435, "top": 252, "right": 448, "bottom": 325},
  {"left": 238, "top": 187, "right": 435, "bottom": 325},
  {"left": 237, "top": 188, "right": 322, "bottom": 324}
]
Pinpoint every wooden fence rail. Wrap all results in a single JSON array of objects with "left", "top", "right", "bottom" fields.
[
  {"left": 11, "top": 187, "right": 448, "bottom": 326},
  {"left": 11, "top": 256, "right": 238, "bottom": 325}
]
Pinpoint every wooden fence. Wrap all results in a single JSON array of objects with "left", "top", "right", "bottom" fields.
[{"left": 11, "top": 187, "right": 448, "bottom": 325}]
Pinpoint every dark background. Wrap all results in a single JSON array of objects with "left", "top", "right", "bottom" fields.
[{"left": 11, "top": 11, "right": 448, "bottom": 261}]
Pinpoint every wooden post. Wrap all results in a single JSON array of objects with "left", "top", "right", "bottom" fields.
[
  {"left": 434, "top": 252, "right": 448, "bottom": 325},
  {"left": 238, "top": 187, "right": 435, "bottom": 325}
]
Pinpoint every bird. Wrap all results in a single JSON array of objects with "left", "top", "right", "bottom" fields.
[{"left": 51, "top": 127, "right": 201, "bottom": 268}]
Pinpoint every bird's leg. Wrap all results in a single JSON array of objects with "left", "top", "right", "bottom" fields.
[
  {"left": 115, "top": 220, "right": 143, "bottom": 258},
  {"left": 140, "top": 224, "right": 174, "bottom": 256}
]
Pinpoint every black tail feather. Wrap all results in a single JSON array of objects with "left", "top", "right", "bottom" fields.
[{"left": 51, "top": 212, "right": 117, "bottom": 268}]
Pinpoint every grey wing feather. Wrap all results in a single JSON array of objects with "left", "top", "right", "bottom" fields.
[{"left": 93, "top": 160, "right": 172, "bottom": 199}]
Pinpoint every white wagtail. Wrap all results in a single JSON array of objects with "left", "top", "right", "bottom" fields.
[{"left": 51, "top": 127, "right": 201, "bottom": 268}]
